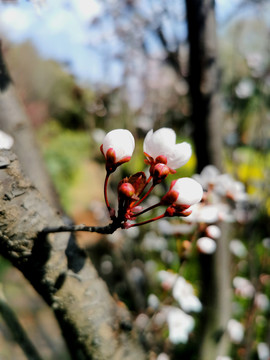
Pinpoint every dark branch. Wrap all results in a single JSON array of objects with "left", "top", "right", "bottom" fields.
[{"left": 42, "top": 222, "right": 121, "bottom": 235}]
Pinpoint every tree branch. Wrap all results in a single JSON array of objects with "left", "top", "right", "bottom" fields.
[{"left": 0, "top": 149, "right": 146, "bottom": 360}]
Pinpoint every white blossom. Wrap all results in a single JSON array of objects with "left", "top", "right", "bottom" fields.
[
  {"left": 255, "top": 293, "right": 270, "bottom": 311},
  {"left": 158, "top": 270, "right": 177, "bottom": 291},
  {"left": 147, "top": 293, "right": 160, "bottom": 310},
  {"left": 166, "top": 307, "right": 195, "bottom": 344},
  {"left": 257, "top": 342, "right": 270, "bottom": 360},
  {"left": 229, "top": 239, "right": 247, "bottom": 258},
  {"left": 193, "top": 165, "right": 220, "bottom": 188},
  {"left": 185, "top": 204, "right": 219, "bottom": 223},
  {"left": 142, "top": 231, "right": 167, "bottom": 252},
  {"left": 197, "top": 237, "right": 217, "bottom": 254},
  {"left": 0, "top": 130, "right": 14, "bottom": 150},
  {"left": 205, "top": 225, "right": 221, "bottom": 239},
  {"left": 143, "top": 128, "right": 192, "bottom": 170},
  {"left": 233, "top": 277, "right": 255, "bottom": 298},
  {"left": 235, "top": 78, "right": 254, "bottom": 99},
  {"left": 171, "top": 178, "right": 203, "bottom": 206},
  {"left": 102, "top": 129, "right": 135, "bottom": 163},
  {"left": 157, "top": 353, "right": 170, "bottom": 360},
  {"left": 172, "top": 276, "right": 202, "bottom": 313},
  {"left": 227, "top": 319, "right": 244, "bottom": 344}
]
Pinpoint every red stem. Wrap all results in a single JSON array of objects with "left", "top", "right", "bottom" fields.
[
  {"left": 133, "top": 202, "right": 161, "bottom": 217},
  {"left": 137, "top": 175, "right": 153, "bottom": 197},
  {"left": 127, "top": 213, "right": 166, "bottom": 228},
  {"left": 131, "top": 184, "right": 155, "bottom": 208},
  {"left": 104, "top": 172, "right": 111, "bottom": 213}
]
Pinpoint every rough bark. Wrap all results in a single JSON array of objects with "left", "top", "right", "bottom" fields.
[
  {"left": 185, "top": 3, "right": 231, "bottom": 359},
  {"left": 0, "top": 149, "right": 146, "bottom": 360},
  {"left": 185, "top": 0, "right": 223, "bottom": 172}
]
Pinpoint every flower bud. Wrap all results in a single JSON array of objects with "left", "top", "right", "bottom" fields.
[
  {"left": 118, "top": 183, "right": 135, "bottom": 198},
  {"left": 151, "top": 163, "right": 170, "bottom": 184},
  {"left": 171, "top": 178, "right": 203, "bottom": 206},
  {"left": 101, "top": 129, "right": 135, "bottom": 171}
]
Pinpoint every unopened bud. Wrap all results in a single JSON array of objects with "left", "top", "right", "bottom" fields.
[
  {"left": 155, "top": 155, "right": 167, "bottom": 165},
  {"left": 118, "top": 183, "right": 135, "bottom": 198},
  {"left": 161, "top": 189, "right": 179, "bottom": 205},
  {"left": 151, "top": 163, "right": 170, "bottom": 184},
  {"left": 105, "top": 148, "right": 117, "bottom": 164}
]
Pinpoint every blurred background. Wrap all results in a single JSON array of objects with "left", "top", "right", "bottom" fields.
[{"left": 0, "top": 0, "right": 270, "bottom": 359}]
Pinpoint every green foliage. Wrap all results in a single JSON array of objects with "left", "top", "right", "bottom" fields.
[{"left": 37, "top": 121, "right": 92, "bottom": 211}]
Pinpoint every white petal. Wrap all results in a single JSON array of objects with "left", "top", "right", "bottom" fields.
[
  {"left": 173, "top": 178, "right": 203, "bottom": 206},
  {"left": 197, "top": 237, "right": 217, "bottom": 254},
  {"left": 102, "top": 129, "right": 135, "bottom": 162},
  {"left": 167, "top": 142, "right": 192, "bottom": 169},
  {"left": 0, "top": 130, "right": 14, "bottom": 150},
  {"left": 144, "top": 128, "right": 176, "bottom": 159}
]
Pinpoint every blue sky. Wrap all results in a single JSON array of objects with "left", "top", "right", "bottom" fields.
[{"left": 0, "top": 0, "right": 256, "bottom": 88}]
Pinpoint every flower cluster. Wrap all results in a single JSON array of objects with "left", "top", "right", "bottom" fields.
[{"left": 100, "top": 128, "right": 203, "bottom": 229}]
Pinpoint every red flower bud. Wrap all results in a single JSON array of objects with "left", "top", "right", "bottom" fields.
[
  {"left": 118, "top": 183, "right": 135, "bottom": 198},
  {"left": 155, "top": 155, "right": 167, "bottom": 164},
  {"left": 151, "top": 163, "right": 170, "bottom": 184}
]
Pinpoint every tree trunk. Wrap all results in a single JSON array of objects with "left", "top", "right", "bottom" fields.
[
  {"left": 0, "top": 149, "right": 146, "bottom": 360},
  {"left": 185, "top": 2, "right": 231, "bottom": 359},
  {"left": 185, "top": 0, "right": 223, "bottom": 172}
]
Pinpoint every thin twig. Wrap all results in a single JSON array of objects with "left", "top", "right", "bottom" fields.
[{"left": 41, "top": 222, "right": 120, "bottom": 234}]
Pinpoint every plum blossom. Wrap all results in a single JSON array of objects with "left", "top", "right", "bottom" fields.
[
  {"left": 205, "top": 225, "right": 221, "bottom": 239},
  {"left": 143, "top": 128, "right": 192, "bottom": 170},
  {"left": 229, "top": 239, "right": 247, "bottom": 258},
  {"left": 158, "top": 270, "right": 177, "bottom": 291},
  {"left": 163, "top": 178, "right": 203, "bottom": 207},
  {"left": 255, "top": 293, "right": 270, "bottom": 311},
  {"left": 257, "top": 342, "right": 270, "bottom": 360},
  {"left": 0, "top": 130, "right": 14, "bottom": 149},
  {"left": 147, "top": 293, "right": 160, "bottom": 310},
  {"left": 172, "top": 276, "right": 202, "bottom": 313},
  {"left": 197, "top": 237, "right": 217, "bottom": 254},
  {"left": 156, "top": 353, "right": 170, "bottom": 360},
  {"left": 101, "top": 129, "right": 135, "bottom": 171},
  {"left": 233, "top": 277, "right": 255, "bottom": 298},
  {"left": 166, "top": 307, "right": 195, "bottom": 344},
  {"left": 227, "top": 319, "right": 244, "bottom": 344},
  {"left": 235, "top": 78, "right": 254, "bottom": 99}
]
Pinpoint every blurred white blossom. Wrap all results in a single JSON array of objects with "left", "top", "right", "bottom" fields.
[
  {"left": 158, "top": 270, "right": 177, "bottom": 291},
  {"left": 233, "top": 277, "right": 255, "bottom": 298},
  {"left": 172, "top": 276, "right": 202, "bottom": 313},
  {"left": 142, "top": 231, "right": 167, "bottom": 252},
  {"left": 235, "top": 78, "right": 254, "bottom": 99},
  {"left": 205, "top": 225, "right": 221, "bottom": 239},
  {"left": 257, "top": 342, "right": 270, "bottom": 360},
  {"left": 227, "top": 319, "right": 244, "bottom": 344},
  {"left": 147, "top": 293, "right": 160, "bottom": 310},
  {"left": 157, "top": 353, "right": 170, "bottom": 360},
  {"left": 166, "top": 307, "right": 195, "bottom": 344},
  {"left": 197, "top": 237, "right": 217, "bottom": 254},
  {"left": 229, "top": 239, "right": 247, "bottom": 258},
  {"left": 255, "top": 293, "right": 270, "bottom": 312},
  {"left": 0, "top": 130, "right": 14, "bottom": 150}
]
